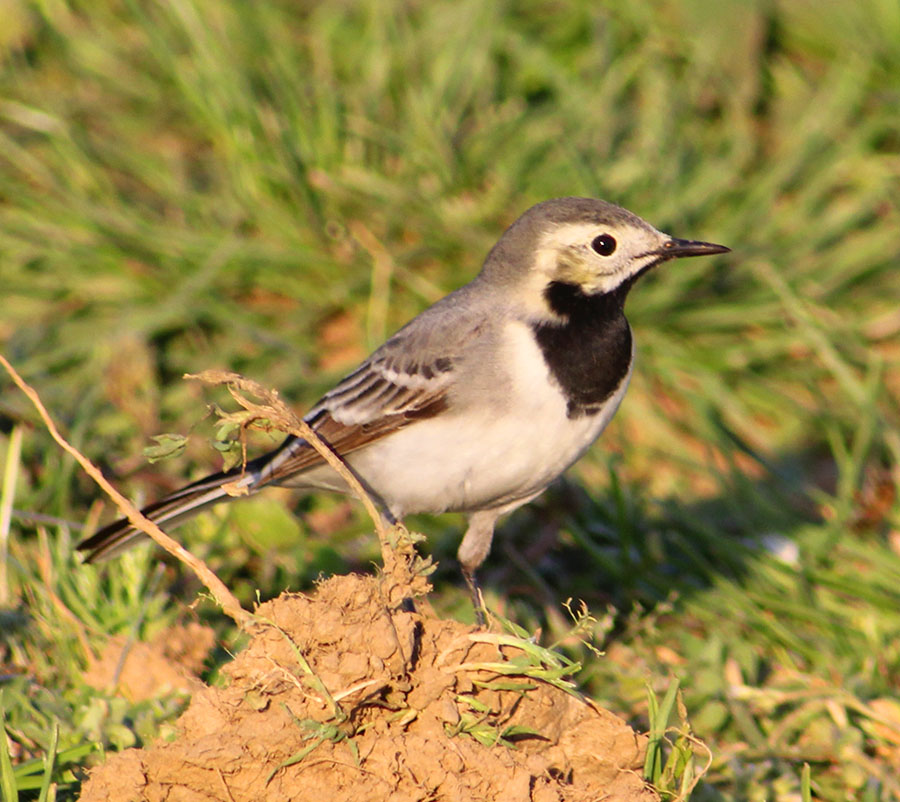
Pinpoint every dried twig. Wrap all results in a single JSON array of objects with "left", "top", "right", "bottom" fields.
[
  {"left": 0, "top": 353, "right": 249, "bottom": 627},
  {"left": 186, "top": 370, "right": 394, "bottom": 565},
  {"left": 188, "top": 370, "right": 432, "bottom": 610}
]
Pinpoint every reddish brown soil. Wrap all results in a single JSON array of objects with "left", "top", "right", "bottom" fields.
[
  {"left": 84, "top": 622, "right": 215, "bottom": 702},
  {"left": 79, "top": 542, "right": 657, "bottom": 802}
]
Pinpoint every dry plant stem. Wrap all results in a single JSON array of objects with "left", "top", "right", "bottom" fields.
[
  {"left": 0, "top": 423, "right": 23, "bottom": 605},
  {"left": 187, "top": 370, "right": 394, "bottom": 565},
  {"left": 0, "top": 354, "right": 250, "bottom": 628}
]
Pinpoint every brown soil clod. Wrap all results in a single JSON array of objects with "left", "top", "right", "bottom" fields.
[
  {"left": 79, "top": 530, "right": 658, "bottom": 802},
  {"left": 84, "top": 622, "right": 215, "bottom": 702}
]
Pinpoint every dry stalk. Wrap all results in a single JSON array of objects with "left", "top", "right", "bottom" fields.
[
  {"left": 0, "top": 353, "right": 250, "bottom": 627},
  {"left": 185, "top": 370, "right": 395, "bottom": 568}
]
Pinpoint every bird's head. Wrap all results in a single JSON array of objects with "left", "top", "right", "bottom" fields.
[{"left": 481, "top": 197, "right": 729, "bottom": 317}]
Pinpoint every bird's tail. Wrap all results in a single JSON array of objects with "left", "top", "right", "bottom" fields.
[{"left": 76, "top": 462, "right": 261, "bottom": 563}]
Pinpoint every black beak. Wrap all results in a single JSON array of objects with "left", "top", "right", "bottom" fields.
[{"left": 656, "top": 238, "right": 731, "bottom": 260}]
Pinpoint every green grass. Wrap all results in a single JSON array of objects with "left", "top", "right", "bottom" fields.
[{"left": 2, "top": 0, "right": 899, "bottom": 798}]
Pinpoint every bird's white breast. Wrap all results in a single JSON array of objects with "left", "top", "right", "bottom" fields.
[{"left": 329, "top": 320, "right": 633, "bottom": 517}]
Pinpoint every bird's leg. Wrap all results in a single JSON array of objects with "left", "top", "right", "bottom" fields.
[
  {"left": 458, "top": 510, "right": 499, "bottom": 628},
  {"left": 462, "top": 566, "right": 487, "bottom": 629},
  {"left": 462, "top": 566, "right": 486, "bottom": 627}
]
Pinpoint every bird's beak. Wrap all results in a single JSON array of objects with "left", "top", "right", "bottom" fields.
[{"left": 656, "top": 238, "right": 731, "bottom": 259}]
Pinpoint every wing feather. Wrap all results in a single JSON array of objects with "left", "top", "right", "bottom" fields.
[{"left": 256, "top": 350, "right": 455, "bottom": 484}]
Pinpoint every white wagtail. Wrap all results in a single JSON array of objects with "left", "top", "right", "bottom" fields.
[{"left": 78, "top": 197, "right": 729, "bottom": 596}]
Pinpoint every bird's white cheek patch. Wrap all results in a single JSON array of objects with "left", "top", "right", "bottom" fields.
[
  {"left": 533, "top": 220, "right": 670, "bottom": 295},
  {"left": 552, "top": 250, "right": 600, "bottom": 288},
  {"left": 533, "top": 223, "right": 603, "bottom": 281}
]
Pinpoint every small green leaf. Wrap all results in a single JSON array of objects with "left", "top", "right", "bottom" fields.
[
  {"left": 143, "top": 433, "right": 188, "bottom": 463},
  {"left": 212, "top": 439, "right": 243, "bottom": 471},
  {"left": 1, "top": 691, "right": 18, "bottom": 802},
  {"left": 500, "top": 725, "right": 542, "bottom": 739},
  {"left": 345, "top": 738, "right": 359, "bottom": 766},
  {"left": 472, "top": 680, "right": 538, "bottom": 693},
  {"left": 800, "top": 763, "right": 812, "bottom": 802},
  {"left": 266, "top": 737, "right": 324, "bottom": 783},
  {"left": 37, "top": 721, "right": 58, "bottom": 802},
  {"left": 214, "top": 419, "right": 242, "bottom": 441},
  {"left": 456, "top": 694, "right": 492, "bottom": 714}
]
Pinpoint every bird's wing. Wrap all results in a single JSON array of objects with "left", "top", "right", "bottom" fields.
[
  {"left": 256, "top": 352, "right": 454, "bottom": 484},
  {"left": 255, "top": 299, "right": 487, "bottom": 484}
]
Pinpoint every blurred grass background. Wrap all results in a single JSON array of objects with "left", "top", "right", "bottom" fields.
[{"left": 1, "top": 0, "right": 899, "bottom": 798}]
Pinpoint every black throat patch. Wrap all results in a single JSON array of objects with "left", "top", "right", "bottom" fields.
[{"left": 532, "top": 281, "right": 634, "bottom": 418}]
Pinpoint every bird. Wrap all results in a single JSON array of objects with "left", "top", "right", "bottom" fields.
[{"left": 78, "top": 197, "right": 729, "bottom": 602}]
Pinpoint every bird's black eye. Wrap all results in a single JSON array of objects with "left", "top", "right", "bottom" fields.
[{"left": 591, "top": 234, "right": 617, "bottom": 256}]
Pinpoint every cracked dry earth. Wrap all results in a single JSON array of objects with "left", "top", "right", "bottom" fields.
[{"left": 79, "top": 566, "right": 658, "bottom": 802}]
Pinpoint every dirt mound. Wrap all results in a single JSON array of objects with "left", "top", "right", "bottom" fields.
[
  {"left": 84, "top": 622, "right": 215, "bottom": 701},
  {"left": 79, "top": 550, "right": 657, "bottom": 801}
]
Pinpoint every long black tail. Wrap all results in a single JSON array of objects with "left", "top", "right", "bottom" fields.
[
  {"left": 76, "top": 463, "right": 261, "bottom": 563},
  {"left": 78, "top": 418, "right": 373, "bottom": 563}
]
